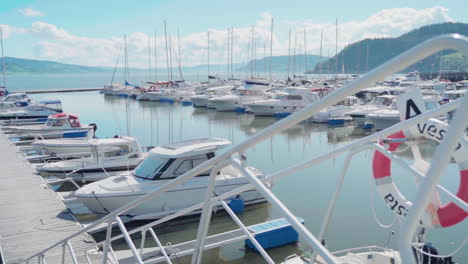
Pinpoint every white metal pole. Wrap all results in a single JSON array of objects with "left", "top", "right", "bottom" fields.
[
  {"left": 398, "top": 94, "right": 468, "bottom": 264},
  {"left": 232, "top": 159, "right": 338, "bottom": 264},
  {"left": 220, "top": 201, "right": 275, "bottom": 264}
]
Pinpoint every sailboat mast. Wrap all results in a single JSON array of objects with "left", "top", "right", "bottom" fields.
[
  {"left": 124, "top": 34, "right": 128, "bottom": 83},
  {"left": 0, "top": 29, "right": 6, "bottom": 88},
  {"left": 335, "top": 18, "right": 338, "bottom": 79},
  {"left": 207, "top": 31, "right": 210, "bottom": 78},
  {"left": 319, "top": 30, "right": 323, "bottom": 75},
  {"left": 304, "top": 28, "right": 307, "bottom": 74},
  {"left": 226, "top": 28, "right": 230, "bottom": 79},
  {"left": 147, "top": 35, "right": 152, "bottom": 81},
  {"left": 230, "top": 28, "right": 234, "bottom": 78},
  {"left": 251, "top": 25, "right": 254, "bottom": 78},
  {"left": 168, "top": 34, "right": 173, "bottom": 81},
  {"left": 269, "top": 18, "right": 273, "bottom": 81},
  {"left": 366, "top": 44, "right": 369, "bottom": 73},
  {"left": 287, "top": 29, "right": 291, "bottom": 80},
  {"left": 177, "top": 29, "right": 184, "bottom": 80},
  {"left": 154, "top": 31, "right": 158, "bottom": 81},
  {"left": 164, "top": 21, "right": 170, "bottom": 81}
]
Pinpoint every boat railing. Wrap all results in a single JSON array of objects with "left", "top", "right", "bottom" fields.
[{"left": 23, "top": 34, "right": 468, "bottom": 264}]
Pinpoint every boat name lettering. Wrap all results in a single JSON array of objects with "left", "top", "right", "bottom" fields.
[{"left": 384, "top": 193, "right": 407, "bottom": 216}]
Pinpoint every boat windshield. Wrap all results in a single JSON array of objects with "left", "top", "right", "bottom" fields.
[{"left": 133, "top": 156, "right": 168, "bottom": 180}]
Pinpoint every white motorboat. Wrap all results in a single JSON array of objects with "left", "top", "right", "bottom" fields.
[
  {"left": 74, "top": 138, "right": 268, "bottom": 218},
  {"left": 0, "top": 100, "right": 63, "bottom": 120},
  {"left": 0, "top": 93, "right": 31, "bottom": 110},
  {"left": 310, "top": 96, "right": 359, "bottom": 123},
  {"left": 101, "top": 83, "right": 141, "bottom": 97},
  {"left": 246, "top": 87, "right": 319, "bottom": 116},
  {"left": 30, "top": 135, "right": 130, "bottom": 156},
  {"left": 191, "top": 85, "right": 235, "bottom": 107},
  {"left": 34, "top": 136, "right": 144, "bottom": 182},
  {"left": 281, "top": 246, "right": 401, "bottom": 264},
  {"left": 347, "top": 95, "right": 396, "bottom": 125},
  {"left": 366, "top": 94, "right": 442, "bottom": 131},
  {"left": 4, "top": 113, "right": 96, "bottom": 139},
  {"left": 209, "top": 80, "right": 275, "bottom": 112}
]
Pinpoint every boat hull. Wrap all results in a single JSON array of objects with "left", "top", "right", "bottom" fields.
[{"left": 75, "top": 176, "right": 268, "bottom": 218}]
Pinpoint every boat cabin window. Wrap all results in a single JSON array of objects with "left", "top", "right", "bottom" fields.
[
  {"left": 425, "top": 102, "right": 438, "bottom": 110},
  {"left": 133, "top": 156, "right": 174, "bottom": 180},
  {"left": 171, "top": 156, "right": 210, "bottom": 178},
  {"left": 103, "top": 145, "right": 131, "bottom": 157},
  {"left": 286, "top": 95, "right": 302, "bottom": 100},
  {"left": 46, "top": 119, "right": 66, "bottom": 127}
]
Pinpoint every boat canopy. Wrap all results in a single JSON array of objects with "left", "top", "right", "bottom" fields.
[
  {"left": 47, "top": 113, "right": 81, "bottom": 127},
  {"left": 150, "top": 137, "right": 231, "bottom": 159}
]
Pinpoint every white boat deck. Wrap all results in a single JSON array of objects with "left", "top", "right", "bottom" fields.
[{"left": 0, "top": 132, "right": 103, "bottom": 263}]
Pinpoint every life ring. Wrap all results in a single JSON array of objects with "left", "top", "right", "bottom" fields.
[{"left": 372, "top": 118, "right": 468, "bottom": 228}]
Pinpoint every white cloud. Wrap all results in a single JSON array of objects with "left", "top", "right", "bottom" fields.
[
  {"left": 19, "top": 8, "right": 45, "bottom": 17},
  {"left": 1, "top": 6, "right": 454, "bottom": 68}
]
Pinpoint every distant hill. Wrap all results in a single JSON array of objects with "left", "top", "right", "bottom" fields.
[
  {"left": 0, "top": 57, "right": 113, "bottom": 74},
  {"left": 239, "top": 54, "right": 327, "bottom": 74},
  {"left": 312, "top": 22, "right": 468, "bottom": 74},
  {"left": 0, "top": 56, "right": 244, "bottom": 76}
]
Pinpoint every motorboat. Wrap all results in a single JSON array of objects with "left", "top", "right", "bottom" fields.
[
  {"left": 0, "top": 93, "right": 31, "bottom": 110},
  {"left": 366, "top": 95, "right": 442, "bottom": 131},
  {"left": 246, "top": 87, "right": 319, "bottom": 116},
  {"left": 281, "top": 246, "right": 401, "bottom": 264},
  {"left": 191, "top": 85, "right": 236, "bottom": 107},
  {"left": 34, "top": 136, "right": 144, "bottom": 182},
  {"left": 29, "top": 135, "right": 133, "bottom": 156},
  {"left": 136, "top": 82, "right": 173, "bottom": 101},
  {"left": 101, "top": 83, "right": 141, "bottom": 97},
  {"left": 209, "top": 80, "right": 276, "bottom": 112},
  {"left": 74, "top": 138, "right": 268, "bottom": 218},
  {"left": 3, "top": 113, "right": 96, "bottom": 139},
  {"left": 347, "top": 95, "right": 396, "bottom": 125},
  {"left": 0, "top": 100, "right": 63, "bottom": 120},
  {"left": 310, "top": 96, "right": 359, "bottom": 123}
]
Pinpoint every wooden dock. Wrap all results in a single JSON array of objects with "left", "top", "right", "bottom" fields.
[
  {"left": 16, "top": 88, "right": 103, "bottom": 94},
  {"left": 0, "top": 132, "right": 103, "bottom": 263}
]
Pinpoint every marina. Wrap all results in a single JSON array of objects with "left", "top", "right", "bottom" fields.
[{"left": 0, "top": 4, "right": 467, "bottom": 263}]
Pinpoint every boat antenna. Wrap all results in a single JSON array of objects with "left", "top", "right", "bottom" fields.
[
  {"left": 154, "top": 30, "right": 158, "bottom": 81},
  {"left": 0, "top": 28, "right": 6, "bottom": 89},
  {"left": 164, "top": 20, "right": 170, "bottom": 81},
  {"left": 110, "top": 42, "right": 123, "bottom": 84},
  {"left": 176, "top": 29, "right": 184, "bottom": 81},
  {"left": 147, "top": 34, "right": 152, "bottom": 81},
  {"left": 287, "top": 28, "right": 291, "bottom": 80},
  {"left": 269, "top": 17, "right": 273, "bottom": 82}
]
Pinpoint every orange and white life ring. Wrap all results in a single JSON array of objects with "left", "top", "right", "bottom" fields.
[{"left": 372, "top": 118, "right": 468, "bottom": 228}]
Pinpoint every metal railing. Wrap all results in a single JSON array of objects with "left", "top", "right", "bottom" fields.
[{"left": 22, "top": 34, "right": 468, "bottom": 264}]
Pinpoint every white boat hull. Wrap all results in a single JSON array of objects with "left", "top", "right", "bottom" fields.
[{"left": 75, "top": 173, "right": 268, "bottom": 218}]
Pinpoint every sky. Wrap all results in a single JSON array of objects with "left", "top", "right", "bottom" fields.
[{"left": 0, "top": 0, "right": 467, "bottom": 68}]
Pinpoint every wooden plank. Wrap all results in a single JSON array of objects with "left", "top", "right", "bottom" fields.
[{"left": 0, "top": 133, "right": 103, "bottom": 263}]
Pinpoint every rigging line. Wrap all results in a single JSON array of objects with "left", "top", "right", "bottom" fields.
[{"left": 110, "top": 43, "right": 124, "bottom": 84}]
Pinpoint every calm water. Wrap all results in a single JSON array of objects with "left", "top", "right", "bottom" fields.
[{"left": 7, "top": 74, "right": 467, "bottom": 263}]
